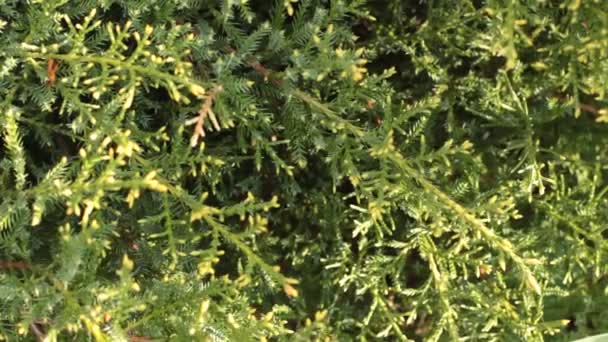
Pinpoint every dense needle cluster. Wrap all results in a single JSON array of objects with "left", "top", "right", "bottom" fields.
[{"left": 1, "top": 1, "right": 608, "bottom": 341}]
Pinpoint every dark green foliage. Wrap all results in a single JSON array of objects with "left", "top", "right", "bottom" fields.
[{"left": 1, "top": 0, "right": 608, "bottom": 341}]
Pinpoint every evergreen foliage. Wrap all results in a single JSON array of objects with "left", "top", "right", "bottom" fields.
[{"left": 1, "top": 0, "right": 608, "bottom": 340}]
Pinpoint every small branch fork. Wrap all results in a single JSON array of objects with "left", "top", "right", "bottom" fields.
[{"left": 185, "top": 85, "right": 223, "bottom": 147}]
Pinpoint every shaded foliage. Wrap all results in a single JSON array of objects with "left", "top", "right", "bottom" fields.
[{"left": 1, "top": 0, "right": 608, "bottom": 341}]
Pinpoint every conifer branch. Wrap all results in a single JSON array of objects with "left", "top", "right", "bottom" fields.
[
  {"left": 237, "top": 51, "right": 541, "bottom": 296},
  {"left": 2, "top": 106, "right": 27, "bottom": 190},
  {"left": 371, "top": 289, "right": 412, "bottom": 341},
  {"left": 425, "top": 245, "right": 460, "bottom": 340},
  {"left": 292, "top": 89, "right": 541, "bottom": 293},
  {"left": 3, "top": 1, "right": 607, "bottom": 339},
  {"left": 24, "top": 53, "right": 205, "bottom": 95}
]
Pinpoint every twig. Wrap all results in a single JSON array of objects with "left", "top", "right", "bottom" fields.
[
  {"left": 185, "top": 85, "right": 223, "bottom": 147},
  {"left": 29, "top": 322, "right": 46, "bottom": 342},
  {"left": 128, "top": 336, "right": 154, "bottom": 342},
  {"left": 248, "top": 59, "right": 283, "bottom": 86},
  {"left": 46, "top": 58, "right": 59, "bottom": 86},
  {"left": 579, "top": 103, "right": 599, "bottom": 114},
  {"left": 0, "top": 260, "right": 30, "bottom": 270},
  {"left": 555, "top": 93, "right": 599, "bottom": 114},
  {"left": 226, "top": 46, "right": 283, "bottom": 86}
]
